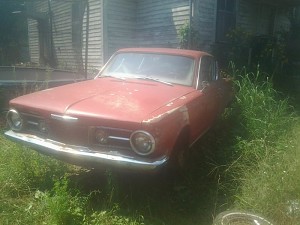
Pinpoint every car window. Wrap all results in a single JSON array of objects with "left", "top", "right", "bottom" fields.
[
  {"left": 198, "top": 56, "right": 218, "bottom": 89},
  {"left": 100, "top": 52, "right": 195, "bottom": 86}
]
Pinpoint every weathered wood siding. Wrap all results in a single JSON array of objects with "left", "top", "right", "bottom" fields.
[
  {"left": 237, "top": 0, "right": 258, "bottom": 34},
  {"left": 103, "top": 0, "right": 136, "bottom": 60},
  {"left": 27, "top": 18, "right": 39, "bottom": 64},
  {"left": 27, "top": 1, "right": 75, "bottom": 69},
  {"left": 27, "top": 0, "right": 293, "bottom": 70},
  {"left": 237, "top": 0, "right": 291, "bottom": 35},
  {"left": 136, "top": 0, "right": 190, "bottom": 48},
  {"left": 274, "top": 8, "right": 291, "bottom": 32},
  {"left": 82, "top": 0, "right": 104, "bottom": 73},
  {"left": 27, "top": 0, "right": 103, "bottom": 74},
  {"left": 27, "top": 1, "right": 48, "bottom": 65},
  {"left": 193, "top": 0, "right": 217, "bottom": 52},
  {"left": 51, "top": 1, "right": 74, "bottom": 69},
  {"left": 238, "top": 1, "right": 276, "bottom": 35}
]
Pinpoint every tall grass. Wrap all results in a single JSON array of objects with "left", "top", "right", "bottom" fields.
[{"left": 221, "top": 65, "right": 300, "bottom": 224}]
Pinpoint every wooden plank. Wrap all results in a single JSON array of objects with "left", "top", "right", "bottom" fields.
[{"left": 136, "top": 0, "right": 189, "bottom": 48}]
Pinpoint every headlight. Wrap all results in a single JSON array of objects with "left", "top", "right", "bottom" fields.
[
  {"left": 38, "top": 120, "right": 48, "bottom": 133},
  {"left": 95, "top": 129, "right": 109, "bottom": 144},
  {"left": 7, "top": 109, "right": 23, "bottom": 131},
  {"left": 130, "top": 131, "right": 155, "bottom": 155}
]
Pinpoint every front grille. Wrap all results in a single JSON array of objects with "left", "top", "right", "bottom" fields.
[
  {"left": 19, "top": 112, "right": 133, "bottom": 153},
  {"left": 20, "top": 112, "right": 88, "bottom": 146},
  {"left": 21, "top": 112, "right": 49, "bottom": 137}
]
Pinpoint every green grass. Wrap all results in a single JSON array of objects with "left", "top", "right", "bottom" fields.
[
  {"left": 0, "top": 66, "right": 299, "bottom": 224},
  {"left": 219, "top": 66, "right": 300, "bottom": 224}
]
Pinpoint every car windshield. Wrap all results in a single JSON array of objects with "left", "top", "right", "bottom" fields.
[{"left": 99, "top": 52, "right": 195, "bottom": 86}]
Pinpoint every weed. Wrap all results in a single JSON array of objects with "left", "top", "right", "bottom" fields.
[
  {"left": 0, "top": 135, "right": 70, "bottom": 199},
  {"left": 218, "top": 65, "right": 299, "bottom": 224}
]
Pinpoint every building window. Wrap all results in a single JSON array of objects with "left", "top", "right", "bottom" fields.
[{"left": 216, "top": 0, "right": 236, "bottom": 42}]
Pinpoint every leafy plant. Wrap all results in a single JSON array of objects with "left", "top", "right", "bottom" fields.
[{"left": 178, "top": 23, "right": 202, "bottom": 50}]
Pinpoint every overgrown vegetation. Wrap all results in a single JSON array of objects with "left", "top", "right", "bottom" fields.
[
  {"left": 220, "top": 65, "right": 299, "bottom": 224},
  {"left": 0, "top": 64, "right": 299, "bottom": 224},
  {"left": 1, "top": 22, "right": 299, "bottom": 223}
]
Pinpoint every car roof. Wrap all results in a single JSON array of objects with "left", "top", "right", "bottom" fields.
[{"left": 116, "top": 48, "right": 211, "bottom": 59}]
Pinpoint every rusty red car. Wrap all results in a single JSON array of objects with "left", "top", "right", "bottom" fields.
[{"left": 5, "top": 48, "right": 233, "bottom": 172}]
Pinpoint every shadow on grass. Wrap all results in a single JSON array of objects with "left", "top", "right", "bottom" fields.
[{"left": 66, "top": 107, "right": 241, "bottom": 225}]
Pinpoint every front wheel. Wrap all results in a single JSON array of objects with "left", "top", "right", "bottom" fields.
[{"left": 169, "top": 132, "right": 190, "bottom": 170}]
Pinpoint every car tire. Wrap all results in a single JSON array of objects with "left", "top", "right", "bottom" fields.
[
  {"left": 169, "top": 130, "right": 189, "bottom": 170},
  {"left": 213, "top": 211, "right": 273, "bottom": 225}
]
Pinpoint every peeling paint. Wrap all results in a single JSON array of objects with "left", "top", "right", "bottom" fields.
[{"left": 143, "top": 106, "right": 189, "bottom": 124}]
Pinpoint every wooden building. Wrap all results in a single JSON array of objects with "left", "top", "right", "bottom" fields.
[{"left": 25, "top": 0, "right": 296, "bottom": 75}]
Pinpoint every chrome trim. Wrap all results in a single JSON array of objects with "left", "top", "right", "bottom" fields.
[
  {"left": 7, "top": 109, "right": 24, "bottom": 131},
  {"left": 196, "top": 57, "right": 202, "bottom": 90},
  {"left": 27, "top": 121, "right": 39, "bottom": 126},
  {"left": 5, "top": 130, "right": 168, "bottom": 171},
  {"left": 130, "top": 130, "right": 156, "bottom": 156},
  {"left": 51, "top": 114, "right": 78, "bottom": 122},
  {"left": 109, "top": 136, "right": 130, "bottom": 141}
]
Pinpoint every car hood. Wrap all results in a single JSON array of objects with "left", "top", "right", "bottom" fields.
[{"left": 11, "top": 77, "right": 194, "bottom": 123}]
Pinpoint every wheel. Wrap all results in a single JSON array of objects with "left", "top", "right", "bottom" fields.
[
  {"left": 169, "top": 131, "right": 190, "bottom": 170},
  {"left": 213, "top": 211, "right": 273, "bottom": 225}
]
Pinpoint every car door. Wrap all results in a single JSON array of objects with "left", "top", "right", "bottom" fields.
[{"left": 188, "top": 56, "right": 220, "bottom": 143}]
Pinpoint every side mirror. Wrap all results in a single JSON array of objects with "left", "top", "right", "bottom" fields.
[{"left": 201, "top": 81, "right": 210, "bottom": 91}]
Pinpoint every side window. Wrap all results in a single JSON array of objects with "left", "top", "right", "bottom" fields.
[{"left": 198, "top": 56, "right": 217, "bottom": 89}]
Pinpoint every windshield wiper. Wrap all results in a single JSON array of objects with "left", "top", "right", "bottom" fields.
[
  {"left": 97, "top": 75, "right": 126, "bottom": 80},
  {"left": 99, "top": 75, "right": 173, "bottom": 86},
  {"left": 135, "top": 76, "right": 173, "bottom": 86}
]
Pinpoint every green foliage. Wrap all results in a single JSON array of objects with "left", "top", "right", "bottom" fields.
[
  {"left": 83, "top": 205, "right": 144, "bottom": 225},
  {"left": 225, "top": 28, "right": 252, "bottom": 66},
  {"left": 30, "top": 178, "right": 88, "bottom": 225},
  {"left": 0, "top": 178, "right": 88, "bottom": 225},
  {"left": 0, "top": 138, "right": 69, "bottom": 197},
  {"left": 178, "top": 23, "right": 202, "bottom": 50},
  {"left": 220, "top": 65, "right": 299, "bottom": 224},
  {"left": 211, "top": 27, "right": 291, "bottom": 81},
  {"left": 233, "top": 66, "right": 294, "bottom": 142}
]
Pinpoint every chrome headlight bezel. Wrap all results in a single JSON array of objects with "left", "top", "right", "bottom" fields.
[
  {"left": 130, "top": 130, "right": 155, "bottom": 156},
  {"left": 7, "top": 109, "right": 24, "bottom": 131}
]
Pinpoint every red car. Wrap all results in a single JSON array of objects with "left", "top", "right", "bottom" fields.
[{"left": 5, "top": 48, "right": 233, "bottom": 172}]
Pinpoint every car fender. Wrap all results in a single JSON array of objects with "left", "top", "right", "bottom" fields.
[{"left": 142, "top": 104, "right": 190, "bottom": 158}]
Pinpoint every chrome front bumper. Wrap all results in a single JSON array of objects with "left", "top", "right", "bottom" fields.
[{"left": 4, "top": 130, "right": 168, "bottom": 171}]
